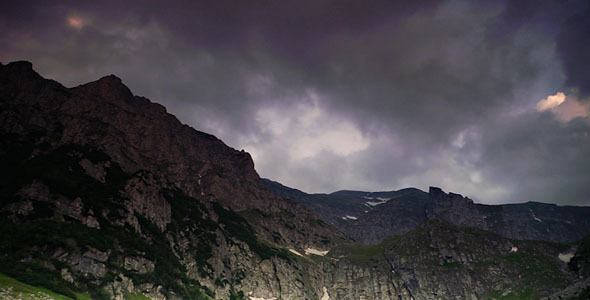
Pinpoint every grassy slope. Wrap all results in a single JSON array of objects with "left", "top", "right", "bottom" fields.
[
  {"left": 0, "top": 273, "right": 88, "bottom": 300},
  {"left": 0, "top": 273, "right": 162, "bottom": 300}
]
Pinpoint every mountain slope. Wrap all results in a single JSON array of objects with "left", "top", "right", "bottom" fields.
[
  {"left": 0, "top": 61, "right": 347, "bottom": 300},
  {"left": 263, "top": 179, "right": 590, "bottom": 244},
  {"left": 1, "top": 61, "right": 588, "bottom": 300},
  {"left": 325, "top": 218, "right": 581, "bottom": 299}
]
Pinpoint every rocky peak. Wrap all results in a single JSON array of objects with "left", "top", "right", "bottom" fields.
[
  {"left": 0, "top": 61, "right": 62, "bottom": 96},
  {"left": 4, "top": 60, "right": 34, "bottom": 71},
  {"left": 428, "top": 186, "right": 475, "bottom": 209},
  {"left": 428, "top": 186, "right": 444, "bottom": 196},
  {"left": 426, "top": 186, "right": 487, "bottom": 229},
  {"left": 72, "top": 75, "right": 136, "bottom": 110}
]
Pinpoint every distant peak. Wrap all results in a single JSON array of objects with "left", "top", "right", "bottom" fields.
[
  {"left": 429, "top": 186, "right": 445, "bottom": 195},
  {"left": 6, "top": 60, "right": 33, "bottom": 70},
  {"left": 76, "top": 73, "right": 133, "bottom": 104},
  {"left": 97, "top": 74, "right": 123, "bottom": 84},
  {"left": 0, "top": 61, "right": 51, "bottom": 89},
  {"left": 1, "top": 61, "right": 35, "bottom": 75},
  {"left": 428, "top": 187, "right": 465, "bottom": 198}
]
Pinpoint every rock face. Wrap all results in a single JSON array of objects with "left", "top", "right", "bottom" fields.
[
  {"left": 322, "top": 219, "right": 581, "bottom": 300},
  {"left": 428, "top": 187, "right": 590, "bottom": 244},
  {"left": 0, "top": 61, "right": 588, "bottom": 299},
  {"left": 264, "top": 180, "right": 590, "bottom": 245}
]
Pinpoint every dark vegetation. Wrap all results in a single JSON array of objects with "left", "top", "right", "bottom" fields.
[
  {"left": 229, "top": 290, "right": 246, "bottom": 300},
  {"left": 213, "top": 202, "right": 290, "bottom": 261},
  {"left": 570, "top": 235, "right": 590, "bottom": 277},
  {"left": 572, "top": 287, "right": 590, "bottom": 300}
]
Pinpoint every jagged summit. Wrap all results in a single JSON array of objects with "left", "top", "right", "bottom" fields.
[
  {"left": 0, "top": 60, "right": 63, "bottom": 93},
  {"left": 73, "top": 74, "right": 135, "bottom": 107},
  {"left": 1, "top": 61, "right": 40, "bottom": 79},
  {"left": 429, "top": 186, "right": 445, "bottom": 194},
  {"left": 4, "top": 60, "right": 34, "bottom": 70},
  {"left": 429, "top": 186, "right": 470, "bottom": 201}
]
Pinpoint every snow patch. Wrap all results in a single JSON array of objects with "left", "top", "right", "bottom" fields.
[
  {"left": 321, "top": 287, "right": 330, "bottom": 300},
  {"left": 305, "top": 248, "right": 329, "bottom": 256},
  {"left": 529, "top": 209, "right": 542, "bottom": 222},
  {"left": 289, "top": 249, "right": 303, "bottom": 257},
  {"left": 510, "top": 247, "right": 518, "bottom": 253},
  {"left": 363, "top": 196, "right": 374, "bottom": 200},
  {"left": 559, "top": 253, "right": 574, "bottom": 263},
  {"left": 342, "top": 215, "right": 357, "bottom": 220},
  {"left": 365, "top": 197, "right": 391, "bottom": 207}
]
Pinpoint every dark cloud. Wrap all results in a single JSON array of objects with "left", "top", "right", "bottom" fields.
[
  {"left": 1, "top": 0, "right": 588, "bottom": 204},
  {"left": 477, "top": 112, "right": 590, "bottom": 205},
  {"left": 557, "top": 7, "right": 590, "bottom": 99}
]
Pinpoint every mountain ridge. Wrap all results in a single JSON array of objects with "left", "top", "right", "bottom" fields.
[
  {"left": 1, "top": 61, "right": 589, "bottom": 299},
  {"left": 262, "top": 179, "right": 590, "bottom": 245}
]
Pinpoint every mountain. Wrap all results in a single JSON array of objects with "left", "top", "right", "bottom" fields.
[
  {"left": 1, "top": 61, "right": 589, "bottom": 300},
  {"left": 263, "top": 179, "right": 590, "bottom": 245},
  {"left": 261, "top": 179, "right": 429, "bottom": 245},
  {"left": 0, "top": 61, "right": 348, "bottom": 300}
]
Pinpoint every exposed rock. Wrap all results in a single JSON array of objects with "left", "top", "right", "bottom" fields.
[
  {"left": 16, "top": 180, "right": 51, "bottom": 202},
  {"left": 61, "top": 268, "right": 74, "bottom": 283},
  {"left": 65, "top": 247, "right": 110, "bottom": 278},
  {"left": 79, "top": 158, "right": 110, "bottom": 183},
  {"left": 4, "top": 200, "right": 34, "bottom": 216},
  {"left": 122, "top": 171, "right": 171, "bottom": 232},
  {"left": 107, "top": 273, "right": 135, "bottom": 300},
  {"left": 426, "top": 187, "right": 488, "bottom": 229},
  {"left": 123, "top": 256, "right": 155, "bottom": 274},
  {"left": 55, "top": 196, "right": 84, "bottom": 220}
]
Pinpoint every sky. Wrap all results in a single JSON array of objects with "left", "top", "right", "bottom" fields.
[{"left": 1, "top": 0, "right": 589, "bottom": 205}]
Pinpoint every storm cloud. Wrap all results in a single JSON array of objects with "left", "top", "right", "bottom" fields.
[{"left": 1, "top": 0, "right": 589, "bottom": 204}]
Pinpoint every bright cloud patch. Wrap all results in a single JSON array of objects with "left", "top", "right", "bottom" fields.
[
  {"left": 536, "top": 92, "right": 589, "bottom": 122},
  {"left": 67, "top": 16, "right": 86, "bottom": 30},
  {"left": 249, "top": 94, "right": 369, "bottom": 160},
  {"left": 536, "top": 92, "right": 566, "bottom": 111}
]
